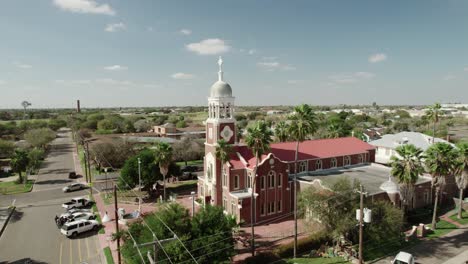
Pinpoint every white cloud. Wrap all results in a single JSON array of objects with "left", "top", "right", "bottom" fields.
[
  {"left": 443, "top": 74, "right": 455, "bottom": 81},
  {"left": 354, "top": 71, "right": 375, "bottom": 79},
  {"left": 147, "top": 27, "right": 154, "bottom": 32},
  {"left": 186, "top": 39, "right": 230, "bottom": 55},
  {"left": 262, "top": 56, "right": 277, "bottom": 60},
  {"left": 0, "top": 80, "right": 6, "bottom": 85},
  {"left": 287, "top": 80, "right": 303, "bottom": 84},
  {"left": 179, "top": 29, "right": 192, "bottom": 35},
  {"left": 103, "top": 65, "right": 128, "bottom": 71},
  {"left": 257, "top": 60, "right": 295, "bottom": 71},
  {"left": 13, "top": 62, "right": 32, "bottom": 69},
  {"left": 143, "top": 83, "right": 161, "bottom": 88},
  {"left": 328, "top": 72, "right": 375, "bottom": 84},
  {"left": 105, "top": 22, "right": 126, "bottom": 32},
  {"left": 54, "top": 79, "right": 92, "bottom": 85},
  {"left": 368, "top": 53, "right": 387, "bottom": 63},
  {"left": 248, "top": 49, "right": 256, "bottom": 55},
  {"left": 171, "top": 72, "right": 195, "bottom": 80},
  {"left": 53, "top": 0, "right": 115, "bottom": 15},
  {"left": 463, "top": 67, "right": 468, "bottom": 72}
]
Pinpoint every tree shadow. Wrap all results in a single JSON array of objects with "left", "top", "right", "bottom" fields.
[
  {"left": 0, "top": 258, "right": 48, "bottom": 264},
  {"left": 8, "top": 209, "right": 24, "bottom": 224},
  {"left": 34, "top": 179, "right": 72, "bottom": 185}
]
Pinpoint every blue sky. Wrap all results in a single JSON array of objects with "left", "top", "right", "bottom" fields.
[{"left": 0, "top": 0, "right": 467, "bottom": 108}]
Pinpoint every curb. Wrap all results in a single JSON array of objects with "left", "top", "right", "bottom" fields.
[{"left": 0, "top": 206, "right": 16, "bottom": 238}]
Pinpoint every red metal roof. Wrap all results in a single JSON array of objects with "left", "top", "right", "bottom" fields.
[{"left": 229, "top": 137, "right": 375, "bottom": 169}]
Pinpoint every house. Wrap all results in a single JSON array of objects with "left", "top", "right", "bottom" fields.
[
  {"left": 369, "top": 131, "right": 451, "bottom": 164},
  {"left": 152, "top": 123, "right": 205, "bottom": 139},
  {"left": 361, "top": 127, "right": 384, "bottom": 142}
]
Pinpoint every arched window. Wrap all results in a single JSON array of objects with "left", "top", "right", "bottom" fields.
[
  {"left": 268, "top": 170, "right": 276, "bottom": 188},
  {"left": 207, "top": 163, "right": 213, "bottom": 181},
  {"left": 315, "top": 160, "right": 322, "bottom": 170},
  {"left": 331, "top": 158, "right": 337, "bottom": 168},
  {"left": 344, "top": 156, "right": 351, "bottom": 166},
  {"left": 299, "top": 161, "right": 307, "bottom": 173},
  {"left": 358, "top": 154, "right": 364, "bottom": 164},
  {"left": 278, "top": 173, "right": 283, "bottom": 187}
]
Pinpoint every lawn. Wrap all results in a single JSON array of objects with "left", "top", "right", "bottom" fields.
[
  {"left": 363, "top": 238, "right": 419, "bottom": 261},
  {"left": 0, "top": 180, "right": 34, "bottom": 195},
  {"left": 176, "top": 159, "right": 203, "bottom": 167},
  {"left": 91, "top": 203, "right": 105, "bottom": 234},
  {"left": 426, "top": 220, "right": 458, "bottom": 239},
  {"left": 100, "top": 190, "right": 147, "bottom": 205},
  {"left": 166, "top": 180, "right": 197, "bottom": 195},
  {"left": 449, "top": 210, "right": 468, "bottom": 225},
  {"left": 286, "top": 257, "right": 350, "bottom": 264},
  {"left": 104, "top": 247, "right": 115, "bottom": 264}
]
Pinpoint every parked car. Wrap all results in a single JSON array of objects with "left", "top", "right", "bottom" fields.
[
  {"left": 62, "top": 197, "right": 92, "bottom": 209},
  {"left": 392, "top": 252, "right": 415, "bottom": 264},
  {"left": 68, "top": 172, "right": 78, "bottom": 179},
  {"left": 180, "top": 171, "right": 196, "bottom": 180},
  {"left": 181, "top": 165, "right": 198, "bottom": 173},
  {"left": 60, "top": 208, "right": 91, "bottom": 218},
  {"left": 62, "top": 183, "right": 86, "bottom": 192},
  {"left": 65, "top": 212, "right": 96, "bottom": 222},
  {"left": 60, "top": 219, "right": 99, "bottom": 238}
]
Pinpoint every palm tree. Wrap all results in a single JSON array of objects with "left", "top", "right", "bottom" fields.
[
  {"left": 245, "top": 121, "right": 273, "bottom": 257},
  {"left": 454, "top": 142, "right": 468, "bottom": 219},
  {"left": 274, "top": 121, "right": 289, "bottom": 142},
  {"left": 425, "top": 142, "right": 457, "bottom": 230},
  {"left": 326, "top": 122, "right": 343, "bottom": 139},
  {"left": 10, "top": 149, "right": 30, "bottom": 183},
  {"left": 154, "top": 142, "right": 173, "bottom": 201},
  {"left": 288, "top": 104, "right": 317, "bottom": 258},
  {"left": 390, "top": 144, "right": 425, "bottom": 213},
  {"left": 215, "top": 139, "right": 233, "bottom": 188},
  {"left": 425, "top": 103, "right": 442, "bottom": 143}
]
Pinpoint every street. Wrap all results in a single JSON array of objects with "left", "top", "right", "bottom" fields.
[{"left": 0, "top": 130, "right": 103, "bottom": 264}]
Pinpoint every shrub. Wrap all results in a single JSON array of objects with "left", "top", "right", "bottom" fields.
[
  {"left": 244, "top": 252, "right": 280, "bottom": 264},
  {"left": 273, "top": 231, "right": 331, "bottom": 258}
]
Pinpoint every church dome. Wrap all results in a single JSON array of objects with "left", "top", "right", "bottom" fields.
[{"left": 210, "top": 81, "right": 232, "bottom": 97}]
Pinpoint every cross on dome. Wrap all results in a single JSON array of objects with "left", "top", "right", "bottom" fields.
[{"left": 218, "top": 56, "right": 224, "bottom": 81}]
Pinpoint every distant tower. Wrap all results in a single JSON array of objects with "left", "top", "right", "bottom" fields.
[
  {"left": 21, "top": 101, "right": 32, "bottom": 120},
  {"left": 203, "top": 57, "right": 236, "bottom": 205},
  {"left": 77, "top": 100, "right": 81, "bottom": 113}
]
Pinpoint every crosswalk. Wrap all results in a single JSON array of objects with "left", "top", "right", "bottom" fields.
[{"left": 58, "top": 235, "right": 102, "bottom": 264}]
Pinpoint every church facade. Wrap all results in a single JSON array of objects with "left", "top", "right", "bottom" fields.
[{"left": 197, "top": 58, "right": 376, "bottom": 224}]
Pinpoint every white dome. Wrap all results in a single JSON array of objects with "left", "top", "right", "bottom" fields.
[
  {"left": 210, "top": 81, "right": 232, "bottom": 97},
  {"left": 380, "top": 176, "right": 400, "bottom": 194}
]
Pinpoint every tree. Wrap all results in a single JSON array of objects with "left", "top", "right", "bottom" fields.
[
  {"left": 425, "top": 142, "right": 458, "bottom": 230},
  {"left": 425, "top": 103, "right": 442, "bottom": 144},
  {"left": 133, "top": 119, "right": 151, "bottom": 133},
  {"left": 245, "top": 121, "right": 273, "bottom": 256},
  {"left": 11, "top": 149, "right": 30, "bottom": 183},
  {"left": 154, "top": 142, "right": 173, "bottom": 200},
  {"left": 454, "top": 142, "right": 468, "bottom": 219},
  {"left": 0, "top": 139, "right": 15, "bottom": 159},
  {"left": 28, "top": 148, "right": 45, "bottom": 174},
  {"left": 24, "top": 128, "right": 56, "bottom": 149},
  {"left": 274, "top": 121, "right": 289, "bottom": 142},
  {"left": 90, "top": 139, "right": 134, "bottom": 171},
  {"left": 288, "top": 104, "right": 317, "bottom": 258},
  {"left": 172, "top": 136, "right": 203, "bottom": 166},
  {"left": 390, "top": 144, "right": 425, "bottom": 213},
  {"left": 215, "top": 139, "right": 232, "bottom": 185},
  {"left": 48, "top": 119, "right": 67, "bottom": 131}
]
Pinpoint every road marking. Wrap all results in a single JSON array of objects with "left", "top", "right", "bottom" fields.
[
  {"left": 59, "top": 242, "right": 63, "bottom": 264},
  {"left": 86, "top": 237, "right": 91, "bottom": 258},
  {"left": 69, "top": 239, "right": 72, "bottom": 264},
  {"left": 78, "top": 239, "right": 82, "bottom": 262},
  {"left": 94, "top": 236, "right": 100, "bottom": 255}
]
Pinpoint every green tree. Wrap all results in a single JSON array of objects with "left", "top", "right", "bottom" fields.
[
  {"left": 215, "top": 139, "right": 232, "bottom": 187},
  {"left": 119, "top": 149, "right": 160, "bottom": 195},
  {"left": 154, "top": 142, "right": 173, "bottom": 200},
  {"left": 288, "top": 103, "right": 317, "bottom": 258},
  {"left": 24, "top": 128, "right": 56, "bottom": 149},
  {"left": 172, "top": 136, "right": 203, "bottom": 166},
  {"left": 425, "top": 103, "right": 442, "bottom": 144},
  {"left": 48, "top": 119, "right": 67, "bottom": 131},
  {"left": 425, "top": 142, "right": 458, "bottom": 229},
  {"left": 11, "top": 149, "right": 30, "bottom": 183},
  {"left": 454, "top": 142, "right": 468, "bottom": 219},
  {"left": 390, "top": 144, "right": 425, "bottom": 213},
  {"left": 274, "top": 121, "right": 289, "bottom": 142},
  {"left": 245, "top": 121, "right": 273, "bottom": 256},
  {"left": 0, "top": 139, "right": 15, "bottom": 158},
  {"left": 28, "top": 148, "right": 45, "bottom": 173}
]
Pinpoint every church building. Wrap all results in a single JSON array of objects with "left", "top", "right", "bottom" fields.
[{"left": 197, "top": 58, "right": 376, "bottom": 224}]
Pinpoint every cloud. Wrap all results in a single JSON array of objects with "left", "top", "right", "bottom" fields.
[
  {"left": 262, "top": 56, "right": 277, "bottom": 60},
  {"left": 0, "top": 80, "right": 6, "bottom": 85},
  {"left": 104, "top": 65, "right": 128, "bottom": 71},
  {"left": 53, "top": 0, "right": 115, "bottom": 15},
  {"left": 257, "top": 60, "right": 295, "bottom": 71},
  {"left": 464, "top": 67, "right": 468, "bottom": 72},
  {"left": 54, "top": 79, "right": 92, "bottom": 85},
  {"left": 368, "top": 53, "right": 387, "bottom": 63},
  {"left": 248, "top": 49, "right": 256, "bottom": 55},
  {"left": 354, "top": 72, "right": 375, "bottom": 79},
  {"left": 13, "top": 62, "right": 32, "bottom": 69},
  {"left": 105, "top": 22, "right": 126, "bottom": 32},
  {"left": 186, "top": 39, "right": 230, "bottom": 55},
  {"left": 147, "top": 27, "right": 153, "bottom": 32},
  {"left": 179, "top": 29, "right": 192, "bottom": 35},
  {"left": 287, "top": 80, "right": 303, "bottom": 84},
  {"left": 143, "top": 83, "right": 162, "bottom": 88},
  {"left": 171, "top": 73, "right": 195, "bottom": 80},
  {"left": 443, "top": 74, "right": 455, "bottom": 81},
  {"left": 328, "top": 72, "right": 375, "bottom": 84}
]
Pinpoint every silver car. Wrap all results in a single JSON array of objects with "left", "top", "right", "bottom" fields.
[{"left": 62, "top": 183, "right": 86, "bottom": 192}]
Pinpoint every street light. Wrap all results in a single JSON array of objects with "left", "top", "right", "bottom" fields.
[
  {"left": 190, "top": 191, "right": 196, "bottom": 217},
  {"left": 104, "top": 167, "right": 109, "bottom": 198},
  {"left": 138, "top": 158, "right": 142, "bottom": 192}
]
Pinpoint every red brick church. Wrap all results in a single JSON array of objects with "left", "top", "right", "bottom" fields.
[{"left": 197, "top": 58, "right": 376, "bottom": 224}]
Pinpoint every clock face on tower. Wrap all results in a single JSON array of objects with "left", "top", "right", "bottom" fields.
[{"left": 220, "top": 125, "right": 234, "bottom": 142}]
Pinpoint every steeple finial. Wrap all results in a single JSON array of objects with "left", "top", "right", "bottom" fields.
[{"left": 217, "top": 56, "right": 224, "bottom": 81}]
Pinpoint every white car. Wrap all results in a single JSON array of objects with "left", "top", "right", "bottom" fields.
[
  {"left": 62, "top": 197, "right": 92, "bottom": 209},
  {"left": 62, "top": 183, "right": 86, "bottom": 193},
  {"left": 64, "top": 208, "right": 91, "bottom": 215},
  {"left": 392, "top": 251, "right": 415, "bottom": 264},
  {"left": 62, "top": 212, "right": 96, "bottom": 222},
  {"left": 60, "top": 219, "right": 100, "bottom": 238}
]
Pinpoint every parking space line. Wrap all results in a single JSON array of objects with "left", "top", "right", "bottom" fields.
[
  {"left": 59, "top": 242, "right": 63, "bottom": 264},
  {"left": 78, "top": 239, "right": 82, "bottom": 262},
  {"left": 69, "top": 240, "right": 72, "bottom": 264},
  {"left": 86, "top": 237, "right": 91, "bottom": 258}
]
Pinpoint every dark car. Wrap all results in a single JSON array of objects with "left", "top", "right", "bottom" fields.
[
  {"left": 68, "top": 172, "right": 77, "bottom": 179},
  {"left": 181, "top": 165, "right": 198, "bottom": 173},
  {"left": 180, "top": 171, "right": 196, "bottom": 180}
]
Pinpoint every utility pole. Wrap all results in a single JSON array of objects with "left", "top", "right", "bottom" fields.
[
  {"left": 85, "top": 141, "right": 93, "bottom": 197},
  {"left": 137, "top": 236, "right": 177, "bottom": 263},
  {"left": 138, "top": 158, "right": 142, "bottom": 192},
  {"left": 114, "top": 186, "right": 122, "bottom": 264},
  {"left": 191, "top": 191, "right": 196, "bottom": 217},
  {"left": 357, "top": 184, "right": 368, "bottom": 264},
  {"left": 83, "top": 143, "right": 89, "bottom": 183}
]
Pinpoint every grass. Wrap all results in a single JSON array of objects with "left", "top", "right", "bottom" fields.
[
  {"left": 363, "top": 238, "right": 420, "bottom": 261},
  {"left": 100, "top": 190, "right": 147, "bottom": 205},
  {"left": 285, "top": 257, "right": 350, "bottom": 264},
  {"left": 176, "top": 159, "right": 203, "bottom": 167},
  {"left": 449, "top": 210, "right": 468, "bottom": 225},
  {"left": 166, "top": 180, "right": 197, "bottom": 194},
  {"left": 0, "top": 180, "right": 34, "bottom": 195},
  {"left": 91, "top": 203, "right": 106, "bottom": 234},
  {"left": 77, "top": 145, "right": 100, "bottom": 179},
  {"left": 426, "top": 220, "right": 458, "bottom": 239},
  {"left": 103, "top": 246, "right": 115, "bottom": 264}
]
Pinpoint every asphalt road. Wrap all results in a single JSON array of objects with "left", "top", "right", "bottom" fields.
[{"left": 0, "top": 130, "right": 102, "bottom": 264}]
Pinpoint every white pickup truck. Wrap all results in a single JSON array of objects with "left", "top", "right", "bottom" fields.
[{"left": 62, "top": 197, "right": 92, "bottom": 209}]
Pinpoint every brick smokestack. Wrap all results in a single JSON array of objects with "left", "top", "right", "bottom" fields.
[{"left": 77, "top": 100, "right": 81, "bottom": 113}]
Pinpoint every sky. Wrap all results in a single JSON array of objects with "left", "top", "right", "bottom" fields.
[{"left": 0, "top": 0, "right": 467, "bottom": 109}]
